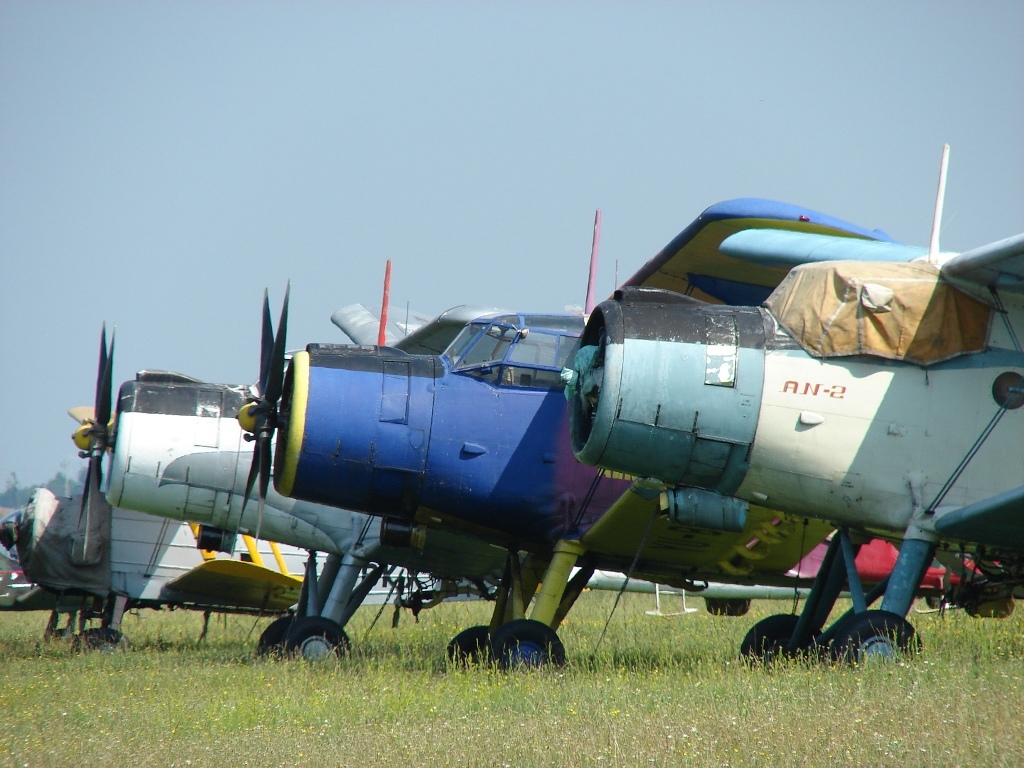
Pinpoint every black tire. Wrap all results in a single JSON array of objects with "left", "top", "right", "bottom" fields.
[
  {"left": 830, "top": 610, "right": 919, "bottom": 664},
  {"left": 447, "top": 625, "right": 491, "bottom": 666},
  {"left": 283, "top": 616, "right": 350, "bottom": 661},
  {"left": 73, "top": 627, "right": 129, "bottom": 653},
  {"left": 489, "top": 619, "right": 566, "bottom": 670},
  {"left": 705, "top": 598, "right": 752, "bottom": 617},
  {"left": 257, "top": 615, "right": 295, "bottom": 657},
  {"left": 739, "top": 613, "right": 800, "bottom": 662}
]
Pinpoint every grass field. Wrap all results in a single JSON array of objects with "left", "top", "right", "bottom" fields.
[{"left": 1, "top": 591, "right": 1022, "bottom": 767}]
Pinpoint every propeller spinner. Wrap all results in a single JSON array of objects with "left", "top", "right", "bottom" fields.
[{"left": 238, "top": 284, "right": 290, "bottom": 539}]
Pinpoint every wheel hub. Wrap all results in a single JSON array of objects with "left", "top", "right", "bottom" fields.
[{"left": 298, "top": 636, "right": 336, "bottom": 661}]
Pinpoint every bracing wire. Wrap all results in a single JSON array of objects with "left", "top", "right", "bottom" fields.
[{"left": 592, "top": 505, "right": 660, "bottom": 656}]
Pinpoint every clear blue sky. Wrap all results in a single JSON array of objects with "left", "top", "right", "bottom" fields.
[{"left": 2, "top": 1, "right": 1022, "bottom": 487}]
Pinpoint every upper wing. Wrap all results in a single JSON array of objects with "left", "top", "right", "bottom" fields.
[
  {"left": 623, "top": 198, "right": 895, "bottom": 305},
  {"left": 939, "top": 233, "right": 1024, "bottom": 293}
]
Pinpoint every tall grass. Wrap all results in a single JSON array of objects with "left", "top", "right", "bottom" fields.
[{"left": 1, "top": 593, "right": 1021, "bottom": 767}]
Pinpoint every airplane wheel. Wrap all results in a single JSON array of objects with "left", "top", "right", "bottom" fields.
[
  {"left": 447, "top": 625, "right": 491, "bottom": 666},
  {"left": 73, "top": 628, "right": 130, "bottom": 653},
  {"left": 489, "top": 619, "right": 565, "bottom": 670},
  {"left": 830, "top": 610, "right": 919, "bottom": 664},
  {"left": 283, "top": 617, "right": 350, "bottom": 661},
  {"left": 705, "top": 598, "right": 752, "bottom": 617},
  {"left": 257, "top": 615, "right": 295, "bottom": 657},
  {"left": 739, "top": 613, "right": 800, "bottom": 663}
]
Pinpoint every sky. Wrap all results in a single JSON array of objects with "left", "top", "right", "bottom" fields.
[{"left": 2, "top": 1, "right": 1022, "bottom": 488}]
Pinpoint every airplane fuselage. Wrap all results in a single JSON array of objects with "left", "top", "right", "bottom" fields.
[
  {"left": 570, "top": 277, "right": 1024, "bottom": 547},
  {"left": 276, "top": 317, "right": 627, "bottom": 550}
]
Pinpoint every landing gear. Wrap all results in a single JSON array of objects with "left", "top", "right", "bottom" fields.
[
  {"left": 738, "top": 528, "right": 936, "bottom": 665},
  {"left": 705, "top": 597, "right": 751, "bottom": 617},
  {"left": 283, "top": 616, "right": 350, "bottom": 661},
  {"left": 830, "top": 610, "right": 919, "bottom": 663},
  {"left": 73, "top": 627, "right": 129, "bottom": 652},
  {"left": 739, "top": 613, "right": 801, "bottom": 662},
  {"left": 447, "top": 543, "right": 591, "bottom": 670},
  {"left": 257, "top": 615, "right": 295, "bottom": 657},
  {"left": 447, "top": 625, "right": 491, "bottom": 665},
  {"left": 256, "top": 551, "right": 385, "bottom": 659},
  {"left": 490, "top": 619, "right": 566, "bottom": 670}
]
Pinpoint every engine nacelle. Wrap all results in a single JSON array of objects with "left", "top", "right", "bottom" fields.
[
  {"left": 275, "top": 345, "right": 437, "bottom": 518},
  {"left": 570, "top": 287, "right": 767, "bottom": 495}
]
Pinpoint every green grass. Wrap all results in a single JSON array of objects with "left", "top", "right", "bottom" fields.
[{"left": 1, "top": 593, "right": 1022, "bottom": 767}]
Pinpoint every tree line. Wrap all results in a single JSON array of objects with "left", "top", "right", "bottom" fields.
[{"left": 0, "top": 469, "right": 86, "bottom": 510}]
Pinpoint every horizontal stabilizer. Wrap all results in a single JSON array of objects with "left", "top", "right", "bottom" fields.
[
  {"left": 165, "top": 558, "right": 302, "bottom": 612},
  {"left": 720, "top": 229, "right": 927, "bottom": 269},
  {"left": 940, "top": 232, "right": 1024, "bottom": 292},
  {"left": 934, "top": 484, "right": 1024, "bottom": 550}
]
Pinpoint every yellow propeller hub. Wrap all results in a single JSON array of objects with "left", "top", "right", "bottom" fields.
[
  {"left": 237, "top": 401, "right": 258, "bottom": 434},
  {"left": 72, "top": 424, "right": 92, "bottom": 452}
]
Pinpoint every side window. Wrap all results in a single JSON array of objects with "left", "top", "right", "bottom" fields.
[
  {"left": 507, "top": 333, "right": 558, "bottom": 367},
  {"left": 500, "top": 331, "right": 577, "bottom": 389}
]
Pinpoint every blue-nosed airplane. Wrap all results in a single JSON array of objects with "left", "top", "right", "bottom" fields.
[
  {"left": 64, "top": 316, "right": 508, "bottom": 659},
  {"left": 568, "top": 155, "right": 1024, "bottom": 662},
  {"left": 233, "top": 199, "right": 909, "bottom": 667}
]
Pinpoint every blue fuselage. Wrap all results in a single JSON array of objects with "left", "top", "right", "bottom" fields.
[{"left": 275, "top": 315, "right": 627, "bottom": 549}]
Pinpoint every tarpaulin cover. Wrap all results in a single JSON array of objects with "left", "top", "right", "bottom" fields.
[
  {"left": 764, "top": 261, "right": 993, "bottom": 366},
  {"left": 17, "top": 488, "right": 111, "bottom": 595}
]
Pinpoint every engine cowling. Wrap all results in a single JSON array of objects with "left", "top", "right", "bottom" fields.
[
  {"left": 569, "top": 287, "right": 768, "bottom": 496},
  {"left": 275, "top": 344, "right": 437, "bottom": 517}
]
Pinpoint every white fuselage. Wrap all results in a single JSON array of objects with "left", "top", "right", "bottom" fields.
[{"left": 738, "top": 302, "right": 1024, "bottom": 536}]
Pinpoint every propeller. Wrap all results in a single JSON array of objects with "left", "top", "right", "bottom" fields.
[
  {"left": 70, "top": 325, "right": 115, "bottom": 565},
  {"left": 237, "top": 283, "right": 290, "bottom": 540}
]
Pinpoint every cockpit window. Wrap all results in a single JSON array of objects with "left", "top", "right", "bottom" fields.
[
  {"left": 444, "top": 314, "right": 583, "bottom": 389},
  {"left": 507, "top": 331, "right": 558, "bottom": 367},
  {"left": 442, "top": 323, "right": 486, "bottom": 366},
  {"left": 459, "top": 324, "right": 518, "bottom": 367}
]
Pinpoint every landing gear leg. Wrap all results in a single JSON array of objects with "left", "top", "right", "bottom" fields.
[
  {"left": 739, "top": 528, "right": 935, "bottom": 664},
  {"left": 489, "top": 540, "right": 586, "bottom": 669},
  {"left": 830, "top": 536, "right": 934, "bottom": 663}
]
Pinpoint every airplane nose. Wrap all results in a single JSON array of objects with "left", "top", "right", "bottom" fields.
[
  {"left": 274, "top": 344, "right": 437, "bottom": 517},
  {"left": 568, "top": 287, "right": 767, "bottom": 496}
]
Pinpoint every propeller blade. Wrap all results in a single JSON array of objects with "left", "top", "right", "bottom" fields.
[
  {"left": 256, "top": 432, "right": 273, "bottom": 541},
  {"left": 264, "top": 282, "right": 290, "bottom": 405},
  {"left": 96, "top": 330, "right": 115, "bottom": 428},
  {"left": 67, "top": 406, "right": 95, "bottom": 425},
  {"left": 241, "top": 438, "right": 261, "bottom": 516},
  {"left": 94, "top": 324, "right": 108, "bottom": 417},
  {"left": 259, "top": 289, "right": 273, "bottom": 397},
  {"left": 73, "top": 454, "right": 104, "bottom": 565}
]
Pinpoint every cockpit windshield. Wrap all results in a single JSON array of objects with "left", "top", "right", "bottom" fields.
[{"left": 442, "top": 314, "right": 582, "bottom": 389}]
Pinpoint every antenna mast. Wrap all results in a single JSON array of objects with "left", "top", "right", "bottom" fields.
[
  {"left": 928, "top": 144, "right": 950, "bottom": 264},
  {"left": 584, "top": 210, "right": 601, "bottom": 315},
  {"left": 377, "top": 259, "right": 392, "bottom": 346}
]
